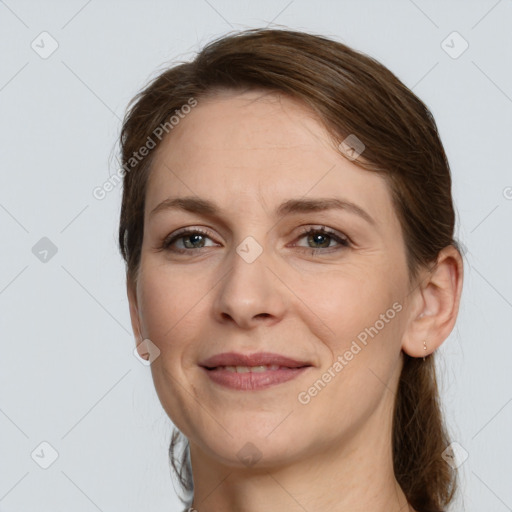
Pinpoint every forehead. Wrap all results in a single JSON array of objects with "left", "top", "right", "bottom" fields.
[
  {"left": 146, "top": 91, "right": 396, "bottom": 229},
  {"left": 153, "top": 90, "right": 337, "bottom": 170}
]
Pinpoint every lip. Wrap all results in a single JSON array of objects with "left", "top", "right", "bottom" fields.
[
  {"left": 201, "top": 366, "right": 310, "bottom": 390},
  {"left": 199, "top": 351, "right": 312, "bottom": 391},
  {"left": 199, "top": 351, "right": 311, "bottom": 369}
]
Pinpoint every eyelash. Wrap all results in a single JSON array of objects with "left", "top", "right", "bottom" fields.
[{"left": 159, "top": 226, "right": 351, "bottom": 256}]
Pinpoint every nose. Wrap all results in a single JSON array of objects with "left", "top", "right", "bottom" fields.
[{"left": 212, "top": 242, "right": 287, "bottom": 330}]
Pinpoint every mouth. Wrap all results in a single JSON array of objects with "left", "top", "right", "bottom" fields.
[
  {"left": 199, "top": 351, "right": 312, "bottom": 369},
  {"left": 203, "top": 364, "right": 310, "bottom": 372},
  {"left": 199, "top": 352, "right": 313, "bottom": 391}
]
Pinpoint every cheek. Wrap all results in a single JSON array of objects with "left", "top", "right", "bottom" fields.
[
  {"left": 137, "top": 264, "right": 217, "bottom": 371},
  {"left": 136, "top": 269, "right": 206, "bottom": 432},
  {"left": 137, "top": 269, "right": 192, "bottom": 349},
  {"left": 301, "top": 267, "right": 400, "bottom": 346},
  {"left": 300, "top": 301, "right": 404, "bottom": 432}
]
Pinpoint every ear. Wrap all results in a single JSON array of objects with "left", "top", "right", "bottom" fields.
[
  {"left": 401, "top": 245, "right": 464, "bottom": 358},
  {"left": 127, "top": 279, "right": 143, "bottom": 347}
]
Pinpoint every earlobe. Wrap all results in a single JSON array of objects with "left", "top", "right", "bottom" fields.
[{"left": 401, "top": 245, "right": 463, "bottom": 358}]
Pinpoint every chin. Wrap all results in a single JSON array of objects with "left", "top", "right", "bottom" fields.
[{"left": 195, "top": 422, "right": 309, "bottom": 470}]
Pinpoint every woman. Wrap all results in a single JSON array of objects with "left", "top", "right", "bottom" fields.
[{"left": 118, "top": 28, "right": 464, "bottom": 512}]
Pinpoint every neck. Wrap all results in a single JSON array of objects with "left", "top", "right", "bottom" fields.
[{"left": 187, "top": 391, "right": 413, "bottom": 512}]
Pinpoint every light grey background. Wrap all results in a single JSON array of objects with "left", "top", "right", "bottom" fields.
[{"left": 1, "top": 1, "right": 511, "bottom": 511}]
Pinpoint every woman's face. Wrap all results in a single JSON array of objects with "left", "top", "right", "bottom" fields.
[{"left": 128, "top": 90, "right": 416, "bottom": 468}]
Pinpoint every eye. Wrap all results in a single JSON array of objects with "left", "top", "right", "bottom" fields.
[
  {"left": 158, "top": 225, "right": 351, "bottom": 256},
  {"left": 293, "top": 226, "right": 350, "bottom": 255},
  {"left": 160, "top": 228, "right": 216, "bottom": 253}
]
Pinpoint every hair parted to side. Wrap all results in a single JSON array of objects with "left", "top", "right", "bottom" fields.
[{"left": 118, "top": 28, "right": 463, "bottom": 512}]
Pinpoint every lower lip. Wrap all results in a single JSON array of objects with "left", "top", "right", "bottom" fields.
[{"left": 201, "top": 366, "right": 310, "bottom": 390}]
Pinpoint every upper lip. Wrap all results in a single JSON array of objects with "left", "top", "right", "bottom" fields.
[{"left": 199, "top": 351, "right": 312, "bottom": 369}]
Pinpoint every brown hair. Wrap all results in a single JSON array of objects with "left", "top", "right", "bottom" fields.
[{"left": 118, "top": 28, "right": 463, "bottom": 511}]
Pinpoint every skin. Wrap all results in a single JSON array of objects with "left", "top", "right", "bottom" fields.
[{"left": 127, "top": 90, "right": 463, "bottom": 512}]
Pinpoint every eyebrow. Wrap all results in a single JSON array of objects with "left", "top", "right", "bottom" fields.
[{"left": 149, "top": 196, "right": 376, "bottom": 226}]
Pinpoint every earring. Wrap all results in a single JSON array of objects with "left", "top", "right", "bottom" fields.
[{"left": 423, "top": 340, "right": 427, "bottom": 361}]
